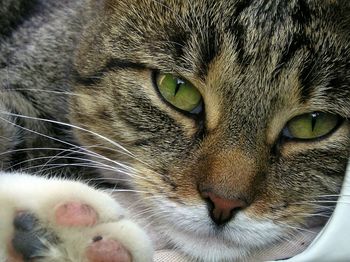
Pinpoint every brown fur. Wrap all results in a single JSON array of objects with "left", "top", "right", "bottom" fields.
[
  {"left": 72, "top": 0, "right": 350, "bottom": 228},
  {"left": 1, "top": 0, "right": 350, "bottom": 260}
]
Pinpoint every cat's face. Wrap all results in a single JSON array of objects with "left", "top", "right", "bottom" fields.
[{"left": 71, "top": 0, "right": 350, "bottom": 259}]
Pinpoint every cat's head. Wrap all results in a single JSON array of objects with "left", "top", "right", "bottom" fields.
[{"left": 71, "top": 0, "right": 350, "bottom": 260}]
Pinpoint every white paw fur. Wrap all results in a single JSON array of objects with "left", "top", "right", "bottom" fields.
[{"left": 0, "top": 172, "right": 153, "bottom": 262}]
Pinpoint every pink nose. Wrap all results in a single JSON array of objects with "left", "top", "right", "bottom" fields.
[{"left": 201, "top": 191, "right": 247, "bottom": 225}]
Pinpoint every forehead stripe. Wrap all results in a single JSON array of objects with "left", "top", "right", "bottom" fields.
[{"left": 73, "top": 59, "right": 147, "bottom": 86}]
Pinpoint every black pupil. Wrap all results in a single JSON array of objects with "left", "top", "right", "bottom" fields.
[
  {"left": 174, "top": 78, "right": 184, "bottom": 95},
  {"left": 311, "top": 112, "right": 318, "bottom": 131}
]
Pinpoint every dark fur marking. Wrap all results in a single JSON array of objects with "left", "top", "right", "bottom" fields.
[
  {"left": 272, "top": 31, "right": 318, "bottom": 103},
  {"left": 160, "top": 170, "right": 178, "bottom": 191},
  {"left": 0, "top": 0, "right": 39, "bottom": 37},
  {"left": 133, "top": 137, "right": 161, "bottom": 147},
  {"left": 299, "top": 55, "right": 316, "bottom": 102},
  {"left": 0, "top": 61, "right": 7, "bottom": 68},
  {"left": 73, "top": 59, "right": 147, "bottom": 86},
  {"left": 166, "top": 25, "right": 190, "bottom": 61},
  {"left": 227, "top": 0, "right": 254, "bottom": 66},
  {"left": 291, "top": 0, "right": 312, "bottom": 26},
  {"left": 274, "top": 33, "right": 311, "bottom": 77},
  {"left": 96, "top": 107, "right": 112, "bottom": 120},
  {"left": 116, "top": 97, "right": 176, "bottom": 134},
  {"left": 324, "top": 57, "right": 350, "bottom": 100},
  {"left": 198, "top": 27, "right": 221, "bottom": 79},
  {"left": 272, "top": 1, "right": 315, "bottom": 99},
  {"left": 328, "top": 76, "right": 348, "bottom": 97}
]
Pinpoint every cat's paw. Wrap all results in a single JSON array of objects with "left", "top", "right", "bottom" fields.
[{"left": 0, "top": 173, "right": 153, "bottom": 262}]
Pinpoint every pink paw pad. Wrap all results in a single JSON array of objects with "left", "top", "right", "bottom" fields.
[
  {"left": 86, "top": 237, "right": 131, "bottom": 262},
  {"left": 55, "top": 201, "right": 98, "bottom": 227}
]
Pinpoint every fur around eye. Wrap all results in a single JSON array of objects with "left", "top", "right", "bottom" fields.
[
  {"left": 2, "top": 0, "right": 350, "bottom": 261},
  {"left": 282, "top": 112, "right": 341, "bottom": 140},
  {"left": 155, "top": 73, "right": 203, "bottom": 114}
]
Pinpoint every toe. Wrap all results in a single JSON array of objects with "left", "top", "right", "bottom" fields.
[
  {"left": 13, "top": 212, "right": 37, "bottom": 232},
  {"left": 55, "top": 201, "right": 98, "bottom": 227},
  {"left": 11, "top": 212, "right": 54, "bottom": 261},
  {"left": 86, "top": 237, "right": 132, "bottom": 262}
]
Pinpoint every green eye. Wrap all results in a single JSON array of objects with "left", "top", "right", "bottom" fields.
[
  {"left": 284, "top": 112, "right": 340, "bottom": 140},
  {"left": 156, "top": 73, "right": 202, "bottom": 113}
]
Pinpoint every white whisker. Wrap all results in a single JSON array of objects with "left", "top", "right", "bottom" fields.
[
  {"left": 0, "top": 111, "right": 156, "bottom": 170},
  {"left": 0, "top": 113, "right": 164, "bottom": 183}
]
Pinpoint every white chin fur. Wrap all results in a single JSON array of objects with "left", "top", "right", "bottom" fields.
[
  {"left": 165, "top": 219, "right": 283, "bottom": 261},
  {"left": 110, "top": 191, "right": 317, "bottom": 261},
  {"left": 143, "top": 197, "right": 285, "bottom": 261}
]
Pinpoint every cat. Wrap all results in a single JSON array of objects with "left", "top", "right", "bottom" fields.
[{"left": 0, "top": 0, "right": 349, "bottom": 261}]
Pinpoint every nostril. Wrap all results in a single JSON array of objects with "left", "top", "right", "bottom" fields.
[{"left": 201, "top": 191, "right": 247, "bottom": 225}]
